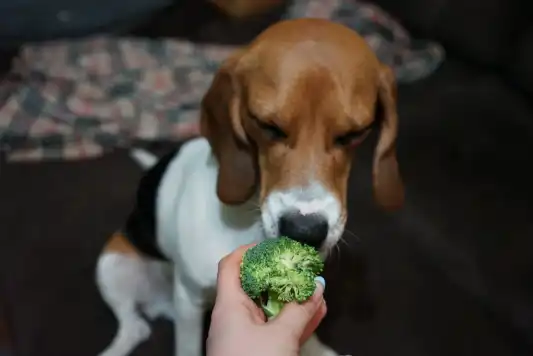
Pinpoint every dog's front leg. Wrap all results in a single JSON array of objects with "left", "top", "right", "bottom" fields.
[
  {"left": 174, "top": 272, "right": 204, "bottom": 356},
  {"left": 300, "top": 334, "right": 339, "bottom": 356}
]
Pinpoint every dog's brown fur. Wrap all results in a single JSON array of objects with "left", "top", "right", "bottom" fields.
[{"left": 201, "top": 18, "right": 404, "bottom": 215}]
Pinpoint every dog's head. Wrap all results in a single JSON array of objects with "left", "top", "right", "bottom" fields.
[{"left": 200, "top": 19, "right": 404, "bottom": 252}]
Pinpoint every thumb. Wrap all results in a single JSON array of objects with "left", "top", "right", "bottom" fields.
[{"left": 269, "top": 277, "right": 326, "bottom": 338}]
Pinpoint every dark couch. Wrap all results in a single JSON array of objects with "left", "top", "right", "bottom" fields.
[{"left": 1, "top": 0, "right": 532, "bottom": 355}]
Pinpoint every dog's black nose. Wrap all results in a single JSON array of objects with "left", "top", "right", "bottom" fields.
[{"left": 278, "top": 211, "right": 328, "bottom": 249}]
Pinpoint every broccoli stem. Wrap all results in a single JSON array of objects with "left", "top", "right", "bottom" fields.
[{"left": 261, "top": 290, "right": 285, "bottom": 319}]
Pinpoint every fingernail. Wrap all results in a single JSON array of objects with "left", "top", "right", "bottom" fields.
[{"left": 314, "top": 276, "right": 326, "bottom": 289}]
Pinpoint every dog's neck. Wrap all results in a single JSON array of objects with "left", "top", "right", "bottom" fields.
[
  {"left": 205, "top": 149, "right": 265, "bottom": 235},
  {"left": 218, "top": 191, "right": 262, "bottom": 231}
]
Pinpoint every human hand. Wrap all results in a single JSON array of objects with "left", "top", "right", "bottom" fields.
[{"left": 206, "top": 243, "right": 327, "bottom": 356}]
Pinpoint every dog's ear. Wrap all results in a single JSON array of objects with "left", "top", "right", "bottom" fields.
[
  {"left": 372, "top": 64, "right": 404, "bottom": 210},
  {"left": 200, "top": 51, "right": 258, "bottom": 205}
]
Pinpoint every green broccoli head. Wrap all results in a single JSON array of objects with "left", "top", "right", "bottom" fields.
[{"left": 239, "top": 236, "right": 324, "bottom": 319}]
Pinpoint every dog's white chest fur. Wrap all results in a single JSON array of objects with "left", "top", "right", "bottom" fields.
[
  {"left": 96, "top": 138, "right": 339, "bottom": 356},
  {"left": 156, "top": 138, "right": 264, "bottom": 296}
]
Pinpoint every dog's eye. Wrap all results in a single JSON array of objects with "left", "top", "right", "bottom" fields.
[
  {"left": 251, "top": 115, "right": 287, "bottom": 140},
  {"left": 335, "top": 129, "right": 369, "bottom": 147},
  {"left": 263, "top": 123, "right": 287, "bottom": 140}
]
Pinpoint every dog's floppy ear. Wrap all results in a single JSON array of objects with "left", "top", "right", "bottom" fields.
[
  {"left": 200, "top": 50, "right": 258, "bottom": 205},
  {"left": 372, "top": 64, "right": 404, "bottom": 210}
]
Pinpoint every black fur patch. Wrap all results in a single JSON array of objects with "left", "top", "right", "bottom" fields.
[{"left": 123, "top": 139, "right": 196, "bottom": 261}]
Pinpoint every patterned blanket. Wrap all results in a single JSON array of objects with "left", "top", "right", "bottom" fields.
[{"left": 0, "top": 0, "right": 445, "bottom": 162}]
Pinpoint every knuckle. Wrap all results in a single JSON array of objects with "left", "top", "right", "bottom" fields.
[{"left": 218, "top": 255, "right": 230, "bottom": 269}]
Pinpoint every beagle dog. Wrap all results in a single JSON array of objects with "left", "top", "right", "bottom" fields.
[{"left": 95, "top": 18, "right": 404, "bottom": 356}]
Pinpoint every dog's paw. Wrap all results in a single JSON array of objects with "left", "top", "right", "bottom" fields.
[
  {"left": 98, "top": 348, "right": 125, "bottom": 356},
  {"left": 302, "top": 348, "right": 339, "bottom": 356},
  {"left": 300, "top": 335, "right": 339, "bottom": 356},
  {"left": 97, "top": 319, "right": 151, "bottom": 356},
  {"left": 301, "top": 350, "right": 338, "bottom": 356}
]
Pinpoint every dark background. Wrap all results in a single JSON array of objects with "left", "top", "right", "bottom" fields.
[{"left": 1, "top": 0, "right": 532, "bottom": 355}]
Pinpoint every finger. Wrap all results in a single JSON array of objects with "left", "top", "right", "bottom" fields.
[
  {"left": 215, "top": 243, "right": 257, "bottom": 303},
  {"left": 270, "top": 278, "right": 326, "bottom": 337},
  {"left": 299, "top": 300, "right": 327, "bottom": 344}
]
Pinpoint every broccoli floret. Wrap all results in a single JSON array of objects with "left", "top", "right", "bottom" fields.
[{"left": 239, "top": 236, "right": 324, "bottom": 319}]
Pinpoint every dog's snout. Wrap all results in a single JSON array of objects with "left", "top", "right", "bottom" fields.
[{"left": 278, "top": 211, "right": 328, "bottom": 249}]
